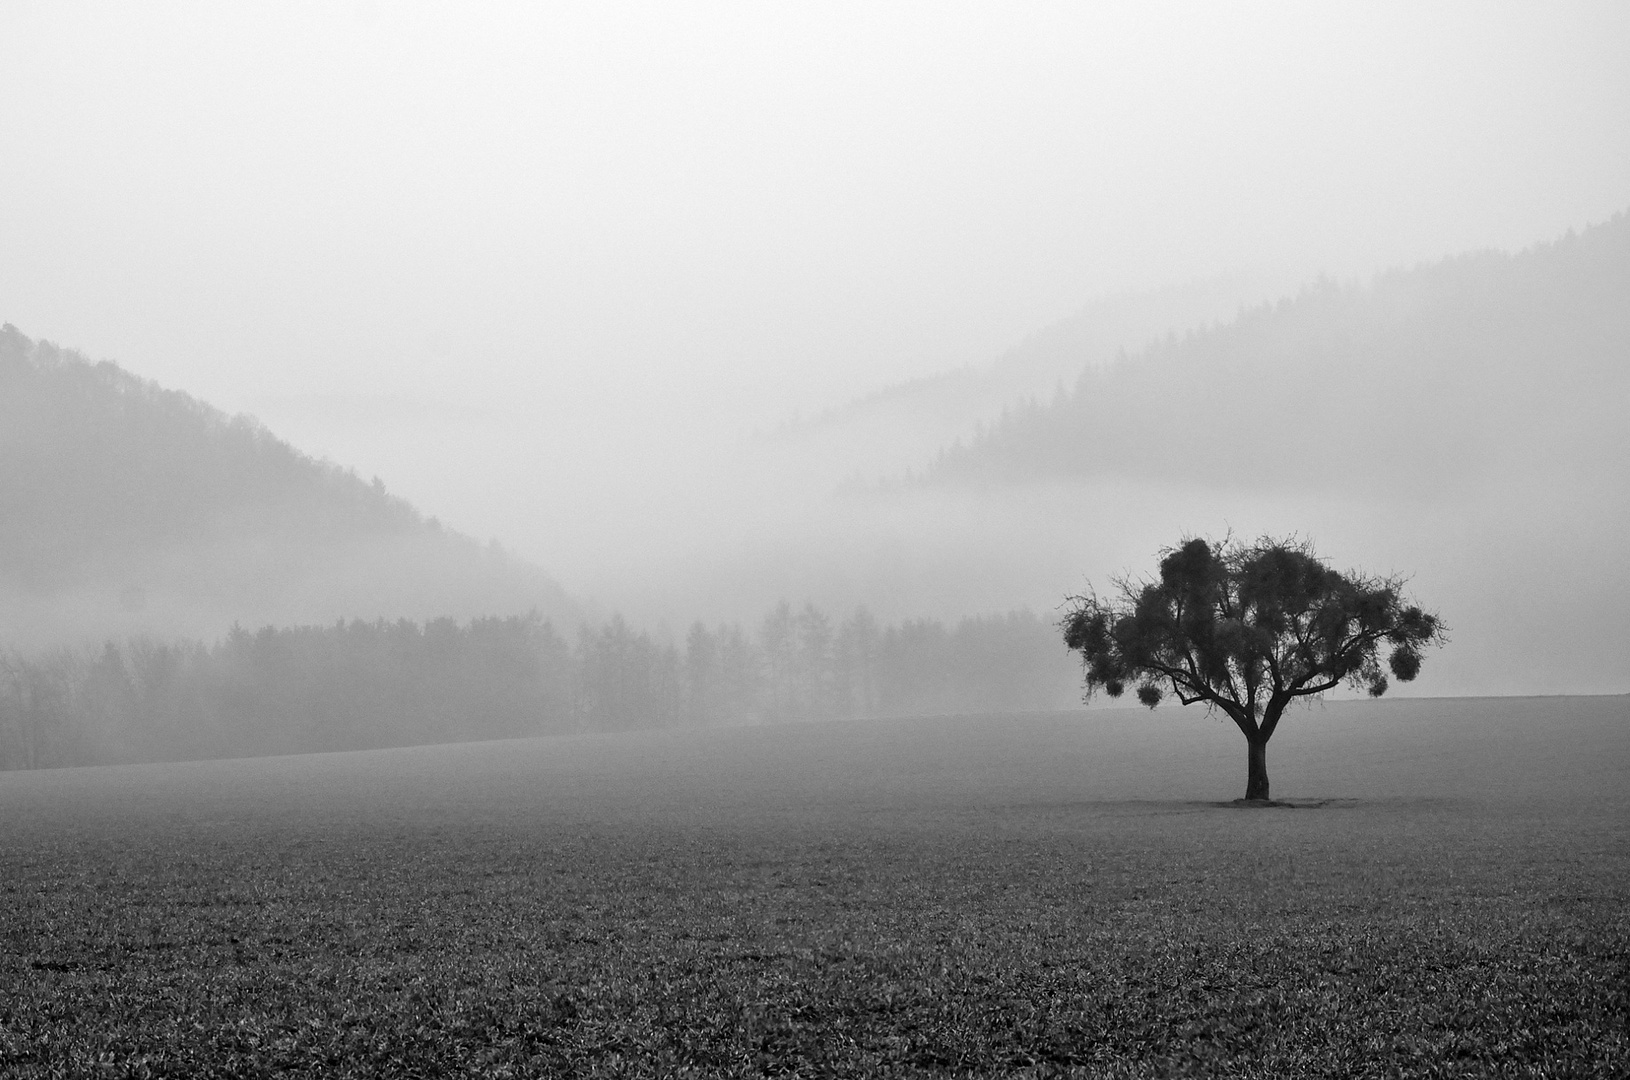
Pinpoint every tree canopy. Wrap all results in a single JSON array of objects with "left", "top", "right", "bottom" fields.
[{"left": 1062, "top": 535, "right": 1445, "bottom": 800}]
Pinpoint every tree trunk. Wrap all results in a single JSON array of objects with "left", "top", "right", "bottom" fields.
[{"left": 1245, "top": 738, "right": 1270, "bottom": 801}]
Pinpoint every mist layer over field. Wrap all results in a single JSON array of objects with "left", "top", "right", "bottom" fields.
[{"left": 6, "top": 696, "right": 1624, "bottom": 821}]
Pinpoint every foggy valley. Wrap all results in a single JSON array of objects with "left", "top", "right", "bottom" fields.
[
  {"left": 6, "top": 212, "right": 1624, "bottom": 720},
  {"left": 2, "top": 3, "right": 1627, "bottom": 1075}
]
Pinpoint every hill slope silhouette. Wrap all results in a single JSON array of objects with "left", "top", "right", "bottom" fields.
[
  {"left": 927, "top": 213, "right": 1629, "bottom": 495},
  {"left": 0, "top": 325, "right": 578, "bottom": 644}
]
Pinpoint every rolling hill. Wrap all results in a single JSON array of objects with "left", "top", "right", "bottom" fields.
[
  {"left": 924, "top": 213, "right": 1630, "bottom": 496},
  {"left": 0, "top": 324, "right": 579, "bottom": 645},
  {"left": 764, "top": 270, "right": 1297, "bottom": 483}
]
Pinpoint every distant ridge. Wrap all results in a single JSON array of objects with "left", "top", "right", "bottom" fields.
[
  {"left": 0, "top": 324, "right": 579, "bottom": 643},
  {"left": 922, "top": 213, "right": 1630, "bottom": 494},
  {"left": 765, "top": 272, "right": 1296, "bottom": 482}
]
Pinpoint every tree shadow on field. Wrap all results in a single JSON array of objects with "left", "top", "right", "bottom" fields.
[
  {"left": 1020, "top": 798, "right": 1364, "bottom": 818},
  {"left": 1205, "top": 797, "right": 1361, "bottom": 810},
  {"left": 994, "top": 797, "right": 1405, "bottom": 820}
]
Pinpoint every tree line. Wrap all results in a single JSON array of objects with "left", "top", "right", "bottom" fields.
[{"left": 0, "top": 604, "right": 1081, "bottom": 770}]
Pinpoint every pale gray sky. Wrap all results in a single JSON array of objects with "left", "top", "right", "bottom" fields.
[{"left": 3, "top": 1, "right": 1628, "bottom": 600}]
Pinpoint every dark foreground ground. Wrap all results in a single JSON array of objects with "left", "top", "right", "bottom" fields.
[{"left": 1, "top": 696, "right": 1627, "bottom": 1077}]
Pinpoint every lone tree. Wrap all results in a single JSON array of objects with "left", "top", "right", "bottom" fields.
[{"left": 1061, "top": 535, "right": 1444, "bottom": 801}]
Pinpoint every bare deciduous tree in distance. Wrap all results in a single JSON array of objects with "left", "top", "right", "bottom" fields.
[{"left": 1061, "top": 536, "right": 1445, "bottom": 802}]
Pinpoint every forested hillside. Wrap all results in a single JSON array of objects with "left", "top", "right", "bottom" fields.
[
  {"left": 0, "top": 325, "right": 578, "bottom": 643},
  {"left": 765, "top": 272, "right": 1291, "bottom": 483},
  {"left": 927, "top": 214, "right": 1629, "bottom": 494}
]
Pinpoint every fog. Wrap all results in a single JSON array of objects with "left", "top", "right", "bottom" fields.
[{"left": 4, "top": 3, "right": 1629, "bottom": 703}]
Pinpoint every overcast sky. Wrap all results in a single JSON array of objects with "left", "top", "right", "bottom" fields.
[{"left": 3, "top": 1, "right": 1628, "bottom": 584}]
